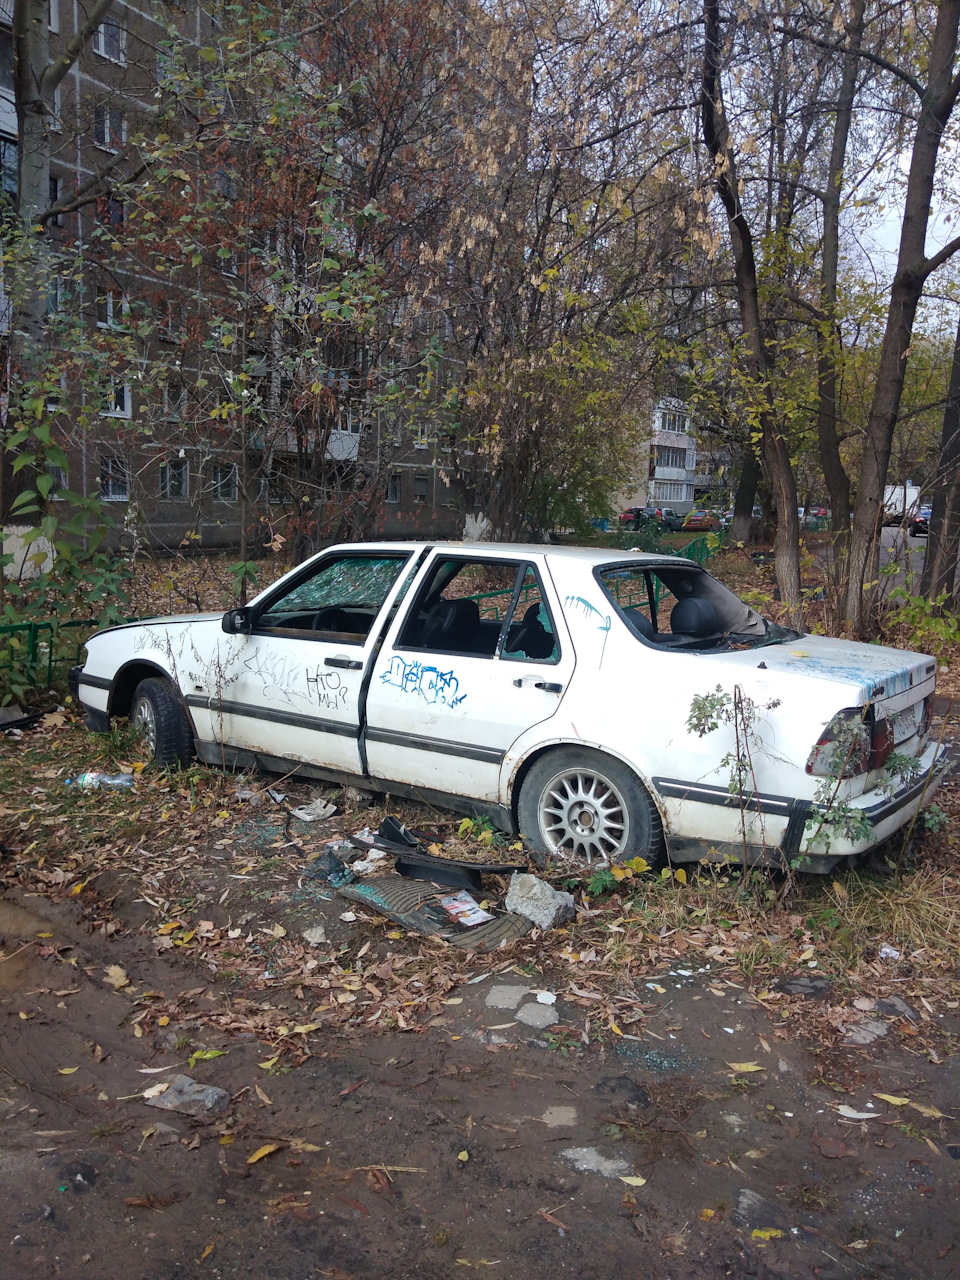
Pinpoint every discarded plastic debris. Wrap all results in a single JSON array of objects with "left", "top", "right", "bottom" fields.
[
  {"left": 504, "top": 873, "right": 575, "bottom": 930},
  {"left": 234, "top": 788, "right": 262, "bottom": 804},
  {"left": 265, "top": 788, "right": 286, "bottom": 803},
  {"left": 535, "top": 991, "right": 557, "bottom": 1005},
  {"left": 65, "top": 772, "right": 134, "bottom": 790},
  {"left": 559, "top": 1146, "right": 631, "bottom": 1178},
  {"left": 302, "top": 925, "right": 327, "bottom": 946},
  {"left": 142, "top": 1074, "right": 229, "bottom": 1117},
  {"left": 394, "top": 848, "right": 526, "bottom": 891},
  {"left": 438, "top": 891, "right": 493, "bottom": 927},
  {"left": 878, "top": 943, "right": 901, "bottom": 960},
  {"left": 291, "top": 798, "right": 337, "bottom": 823},
  {"left": 379, "top": 815, "right": 419, "bottom": 847}
]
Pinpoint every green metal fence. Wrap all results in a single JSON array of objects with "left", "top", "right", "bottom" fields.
[
  {"left": 0, "top": 616, "right": 137, "bottom": 691},
  {"left": 3, "top": 534, "right": 726, "bottom": 693}
]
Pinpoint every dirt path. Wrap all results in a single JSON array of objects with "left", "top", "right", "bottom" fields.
[{"left": 2, "top": 879, "right": 959, "bottom": 1280}]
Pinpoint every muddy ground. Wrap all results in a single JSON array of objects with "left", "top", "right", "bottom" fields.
[{"left": 2, "top": 764, "right": 960, "bottom": 1280}]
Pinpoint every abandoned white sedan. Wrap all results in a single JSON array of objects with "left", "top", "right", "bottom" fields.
[{"left": 72, "top": 542, "right": 947, "bottom": 872}]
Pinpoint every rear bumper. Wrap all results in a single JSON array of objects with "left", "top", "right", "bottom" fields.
[
  {"left": 656, "top": 738, "right": 950, "bottom": 872},
  {"left": 800, "top": 739, "right": 949, "bottom": 858}
]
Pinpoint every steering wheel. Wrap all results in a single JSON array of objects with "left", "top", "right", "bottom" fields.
[{"left": 311, "top": 607, "right": 349, "bottom": 632}]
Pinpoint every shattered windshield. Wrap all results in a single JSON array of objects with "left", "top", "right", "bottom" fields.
[{"left": 596, "top": 562, "right": 799, "bottom": 650}]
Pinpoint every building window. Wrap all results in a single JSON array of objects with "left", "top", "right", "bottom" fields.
[
  {"left": 0, "top": 30, "right": 12, "bottom": 96},
  {"left": 96, "top": 286, "right": 125, "bottom": 327},
  {"left": 159, "top": 298, "right": 185, "bottom": 342},
  {"left": 48, "top": 175, "right": 63, "bottom": 224},
  {"left": 94, "top": 105, "right": 126, "bottom": 151},
  {"left": 99, "top": 455, "right": 128, "bottom": 501},
  {"left": 653, "top": 480, "right": 686, "bottom": 502},
  {"left": 162, "top": 381, "right": 187, "bottom": 420},
  {"left": 92, "top": 22, "right": 126, "bottom": 64},
  {"left": 413, "top": 474, "right": 429, "bottom": 504},
  {"left": 0, "top": 136, "right": 17, "bottom": 200},
  {"left": 46, "top": 275, "right": 62, "bottom": 316},
  {"left": 96, "top": 194, "right": 124, "bottom": 227},
  {"left": 413, "top": 422, "right": 430, "bottom": 449},
  {"left": 103, "top": 378, "right": 130, "bottom": 417},
  {"left": 210, "top": 463, "right": 238, "bottom": 502},
  {"left": 50, "top": 84, "right": 62, "bottom": 132},
  {"left": 45, "top": 462, "right": 67, "bottom": 497},
  {"left": 48, "top": 0, "right": 59, "bottom": 32},
  {"left": 660, "top": 410, "right": 688, "bottom": 434},
  {"left": 338, "top": 401, "right": 362, "bottom": 434},
  {"left": 686, "top": 449, "right": 697, "bottom": 471},
  {"left": 656, "top": 445, "right": 686, "bottom": 470},
  {"left": 386, "top": 473, "right": 401, "bottom": 504},
  {"left": 159, "top": 456, "right": 189, "bottom": 500}
]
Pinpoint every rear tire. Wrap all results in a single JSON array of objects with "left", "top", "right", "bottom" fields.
[
  {"left": 517, "top": 747, "right": 665, "bottom": 866},
  {"left": 130, "top": 677, "right": 193, "bottom": 767}
]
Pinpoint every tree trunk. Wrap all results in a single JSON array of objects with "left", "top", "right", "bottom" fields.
[
  {"left": 700, "top": 0, "right": 802, "bottom": 622},
  {"left": 729, "top": 447, "right": 760, "bottom": 545},
  {"left": 845, "top": 0, "right": 960, "bottom": 634},
  {"left": 817, "top": 0, "right": 864, "bottom": 547},
  {"left": 920, "top": 306, "right": 960, "bottom": 600}
]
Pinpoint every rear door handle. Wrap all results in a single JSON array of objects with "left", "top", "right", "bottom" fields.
[
  {"left": 513, "top": 677, "right": 564, "bottom": 693},
  {"left": 325, "top": 655, "right": 363, "bottom": 670}
]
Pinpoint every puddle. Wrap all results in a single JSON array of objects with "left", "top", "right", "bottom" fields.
[{"left": 0, "top": 899, "right": 58, "bottom": 994}]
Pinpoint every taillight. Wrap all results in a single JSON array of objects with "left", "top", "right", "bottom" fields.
[
  {"left": 806, "top": 708, "right": 869, "bottom": 776},
  {"left": 806, "top": 706, "right": 897, "bottom": 778}
]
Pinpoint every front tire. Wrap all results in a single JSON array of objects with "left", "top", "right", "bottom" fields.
[
  {"left": 517, "top": 748, "right": 665, "bottom": 866},
  {"left": 130, "top": 678, "right": 193, "bottom": 767}
]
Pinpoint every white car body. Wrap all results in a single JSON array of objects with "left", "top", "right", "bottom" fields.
[{"left": 74, "top": 542, "right": 947, "bottom": 872}]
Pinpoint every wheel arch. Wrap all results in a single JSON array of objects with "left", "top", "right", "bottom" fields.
[
  {"left": 507, "top": 739, "right": 669, "bottom": 832},
  {"left": 109, "top": 661, "right": 186, "bottom": 721}
]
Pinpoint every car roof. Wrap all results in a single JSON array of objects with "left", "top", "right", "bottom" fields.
[{"left": 318, "top": 540, "right": 701, "bottom": 570}]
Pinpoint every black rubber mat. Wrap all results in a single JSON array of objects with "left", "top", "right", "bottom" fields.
[{"left": 337, "top": 875, "right": 533, "bottom": 950}]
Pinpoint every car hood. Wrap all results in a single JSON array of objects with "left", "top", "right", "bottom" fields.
[
  {"left": 97, "top": 612, "right": 220, "bottom": 635},
  {"left": 722, "top": 633, "right": 936, "bottom": 711}
]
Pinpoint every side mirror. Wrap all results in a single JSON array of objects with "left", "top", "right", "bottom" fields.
[{"left": 222, "top": 608, "right": 253, "bottom": 635}]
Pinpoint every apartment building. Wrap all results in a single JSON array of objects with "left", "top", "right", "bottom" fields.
[
  {"left": 1, "top": 0, "right": 458, "bottom": 558},
  {"left": 617, "top": 398, "right": 730, "bottom": 516}
]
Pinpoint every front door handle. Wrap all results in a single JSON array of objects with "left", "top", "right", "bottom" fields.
[
  {"left": 513, "top": 677, "right": 564, "bottom": 693},
  {"left": 325, "top": 655, "right": 363, "bottom": 670}
]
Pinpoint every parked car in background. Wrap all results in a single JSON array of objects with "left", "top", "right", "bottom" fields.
[
  {"left": 682, "top": 508, "right": 722, "bottom": 531},
  {"left": 618, "top": 506, "right": 650, "bottom": 527},
  {"left": 654, "top": 507, "right": 684, "bottom": 532},
  {"left": 72, "top": 541, "right": 947, "bottom": 874},
  {"left": 909, "top": 505, "right": 933, "bottom": 537},
  {"left": 619, "top": 506, "right": 683, "bottom": 532}
]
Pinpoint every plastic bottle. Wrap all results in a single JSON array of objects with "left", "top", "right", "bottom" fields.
[{"left": 65, "top": 771, "right": 135, "bottom": 790}]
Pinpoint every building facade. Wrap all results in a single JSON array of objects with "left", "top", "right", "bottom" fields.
[{"left": 1, "top": 0, "right": 460, "bottom": 561}]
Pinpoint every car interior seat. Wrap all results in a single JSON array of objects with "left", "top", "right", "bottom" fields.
[
  {"left": 623, "top": 607, "right": 655, "bottom": 639},
  {"left": 419, "top": 597, "right": 481, "bottom": 651},
  {"left": 670, "top": 596, "right": 722, "bottom": 637},
  {"left": 505, "top": 603, "right": 556, "bottom": 659}
]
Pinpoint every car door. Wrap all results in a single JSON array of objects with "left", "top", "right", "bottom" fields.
[
  {"left": 210, "top": 549, "right": 415, "bottom": 773},
  {"left": 365, "top": 554, "right": 575, "bottom": 802}
]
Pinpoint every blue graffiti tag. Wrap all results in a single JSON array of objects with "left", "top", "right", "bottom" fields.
[
  {"left": 564, "top": 594, "right": 611, "bottom": 634},
  {"left": 379, "top": 655, "right": 466, "bottom": 707}
]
